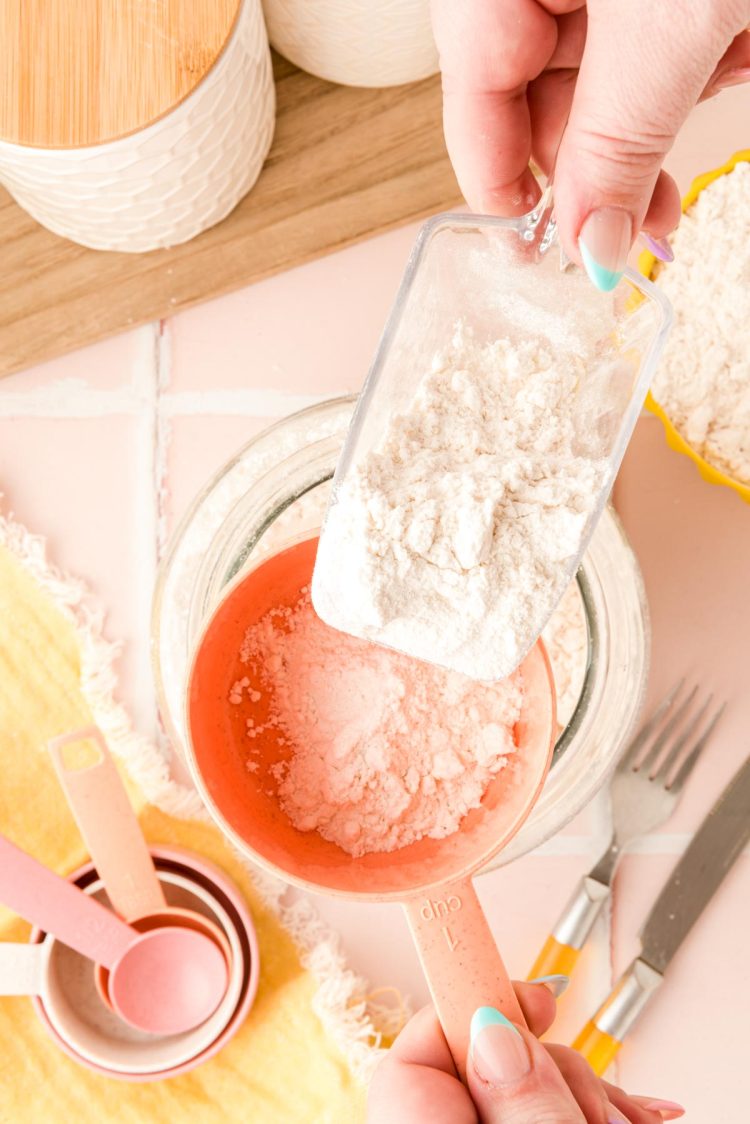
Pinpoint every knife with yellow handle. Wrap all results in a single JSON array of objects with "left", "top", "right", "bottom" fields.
[
  {"left": 573, "top": 752, "right": 750, "bottom": 1075},
  {"left": 528, "top": 682, "right": 722, "bottom": 983}
]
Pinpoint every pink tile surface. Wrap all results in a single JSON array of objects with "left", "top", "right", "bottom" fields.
[
  {"left": 164, "top": 415, "right": 276, "bottom": 536},
  {"left": 614, "top": 418, "right": 750, "bottom": 835},
  {"left": 167, "top": 221, "right": 420, "bottom": 395},
  {"left": 1, "top": 326, "right": 155, "bottom": 395},
  {"left": 664, "top": 85, "right": 750, "bottom": 194},
  {"left": 0, "top": 415, "right": 156, "bottom": 737},
  {"left": 611, "top": 853, "right": 750, "bottom": 1118}
]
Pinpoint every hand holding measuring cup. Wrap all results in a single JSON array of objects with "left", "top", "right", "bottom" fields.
[
  {"left": 187, "top": 540, "right": 555, "bottom": 1082},
  {"left": 368, "top": 993, "right": 685, "bottom": 1123}
]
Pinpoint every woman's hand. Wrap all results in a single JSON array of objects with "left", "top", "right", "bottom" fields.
[
  {"left": 431, "top": 0, "right": 750, "bottom": 288},
  {"left": 367, "top": 981, "right": 684, "bottom": 1123}
]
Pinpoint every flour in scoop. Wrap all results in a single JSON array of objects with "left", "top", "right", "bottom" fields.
[{"left": 313, "top": 322, "right": 606, "bottom": 680}]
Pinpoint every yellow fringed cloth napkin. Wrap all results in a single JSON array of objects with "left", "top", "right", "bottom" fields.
[{"left": 0, "top": 514, "right": 396, "bottom": 1123}]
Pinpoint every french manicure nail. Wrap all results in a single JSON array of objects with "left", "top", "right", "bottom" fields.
[
  {"left": 469, "top": 1007, "right": 531, "bottom": 1086},
  {"left": 642, "top": 1099, "right": 685, "bottom": 1120},
  {"left": 527, "top": 974, "right": 570, "bottom": 998},
  {"left": 638, "top": 231, "right": 674, "bottom": 263},
  {"left": 716, "top": 67, "right": 750, "bottom": 90},
  {"left": 578, "top": 207, "right": 633, "bottom": 291}
]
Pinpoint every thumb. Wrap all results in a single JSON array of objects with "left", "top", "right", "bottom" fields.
[
  {"left": 466, "top": 1008, "right": 584, "bottom": 1124},
  {"left": 553, "top": 0, "right": 750, "bottom": 290}
]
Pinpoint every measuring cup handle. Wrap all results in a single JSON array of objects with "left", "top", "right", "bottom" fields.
[
  {"left": 0, "top": 942, "right": 48, "bottom": 995},
  {"left": 0, "top": 834, "right": 132, "bottom": 969},
  {"left": 404, "top": 878, "right": 524, "bottom": 1083},
  {"left": 49, "top": 726, "right": 166, "bottom": 921}
]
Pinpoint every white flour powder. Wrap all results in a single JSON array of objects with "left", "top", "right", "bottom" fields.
[
  {"left": 261, "top": 483, "right": 589, "bottom": 720},
  {"left": 651, "top": 160, "right": 750, "bottom": 484},
  {"left": 313, "top": 323, "right": 606, "bottom": 681}
]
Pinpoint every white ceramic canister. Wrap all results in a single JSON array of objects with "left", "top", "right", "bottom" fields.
[
  {"left": 262, "top": 0, "right": 438, "bottom": 87},
  {"left": 0, "top": 1, "right": 275, "bottom": 252}
]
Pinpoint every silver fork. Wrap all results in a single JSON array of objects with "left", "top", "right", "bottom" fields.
[{"left": 527, "top": 682, "right": 726, "bottom": 981}]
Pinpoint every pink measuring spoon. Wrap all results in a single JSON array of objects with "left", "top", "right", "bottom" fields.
[{"left": 0, "top": 833, "right": 228, "bottom": 1035}]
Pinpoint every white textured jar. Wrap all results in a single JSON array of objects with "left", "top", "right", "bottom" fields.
[
  {"left": 262, "top": 0, "right": 438, "bottom": 87},
  {"left": 0, "top": 1, "right": 275, "bottom": 252}
]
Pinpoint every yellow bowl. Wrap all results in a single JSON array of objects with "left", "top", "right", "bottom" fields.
[{"left": 639, "top": 148, "right": 750, "bottom": 504}]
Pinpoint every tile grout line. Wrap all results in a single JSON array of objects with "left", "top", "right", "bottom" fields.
[
  {"left": 0, "top": 384, "right": 142, "bottom": 417},
  {"left": 153, "top": 321, "right": 181, "bottom": 767},
  {"left": 130, "top": 323, "right": 162, "bottom": 746},
  {"left": 154, "top": 322, "right": 172, "bottom": 563},
  {"left": 0, "top": 384, "right": 335, "bottom": 419},
  {"left": 161, "top": 388, "right": 334, "bottom": 416},
  {"left": 528, "top": 831, "right": 750, "bottom": 858}
]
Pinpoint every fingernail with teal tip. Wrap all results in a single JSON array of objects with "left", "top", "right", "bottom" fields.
[
  {"left": 579, "top": 207, "right": 633, "bottom": 291},
  {"left": 527, "top": 974, "right": 570, "bottom": 998},
  {"left": 470, "top": 1007, "right": 530, "bottom": 1086},
  {"left": 638, "top": 231, "right": 674, "bottom": 263}
]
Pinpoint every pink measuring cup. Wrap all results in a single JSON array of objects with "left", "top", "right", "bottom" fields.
[
  {"left": 188, "top": 628, "right": 556, "bottom": 1081},
  {"left": 0, "top": 834, "right": 227, "bottom": 1036}
]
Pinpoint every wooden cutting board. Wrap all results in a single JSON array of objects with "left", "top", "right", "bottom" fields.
[{"left": 0, "top": 54, "right": 461, "bottom": 379}]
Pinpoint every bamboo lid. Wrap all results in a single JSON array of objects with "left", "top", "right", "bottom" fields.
[{"left": 0, "top": 0, "right": 243, "bottom": 148}]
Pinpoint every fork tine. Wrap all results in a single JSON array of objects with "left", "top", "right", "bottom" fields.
[
  {"left": 651, "top": 694, "right": 713, "bottom": 783},
  {"left": 668, "top": 702, "right": 727, "bottom": 793},
  {"left": 637, "top": 684, "right": 698, "bottom": 773},
  {"left": 619, "top": 679, "right": 685, "bottom": 770}
]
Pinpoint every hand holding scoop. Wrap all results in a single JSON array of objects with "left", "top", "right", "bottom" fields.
[{"left": 0, "top": 834, "right": 227, "bottom": 1036}]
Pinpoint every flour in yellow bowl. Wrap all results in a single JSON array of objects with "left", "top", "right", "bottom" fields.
[{"left": 640, "top": 150, "right": 750, "bottom": 503}]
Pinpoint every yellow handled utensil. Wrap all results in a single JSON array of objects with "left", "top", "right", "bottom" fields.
[
  {"left": 573, "top": 751, "right": 750, "bottom": 1074},
  {"left": 573, "top": 1022, "right": 622, "bottom": 1076},
  {"left": 528, "top": 683, "right": 723, "bottom": 985},
  {"left": 528, "top": 935, "right": 584, "bottom": 981},
  {"left": 572, "top": 960, "right": 662, "bottom": 1075}
]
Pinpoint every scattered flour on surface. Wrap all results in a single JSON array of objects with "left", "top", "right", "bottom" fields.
[
  {"left": 651, "top": 160, "right": 750, "bottom": 484},
  {"left": 313, "top": 322, "right": 606, "bottom": 681},
  {"left": 230, "top": 586, "right": 524, "bottom": 857}
]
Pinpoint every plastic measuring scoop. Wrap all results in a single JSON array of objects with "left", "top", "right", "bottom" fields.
[
  {"left": 186, "top": 540, "right": 557, "bottom": 1080},
  {"left": 312, "top": 208, "right": 673, "bottom": 680},
  {"left": 0, "top": 834, "right": 228, "bottom": 1035}
]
